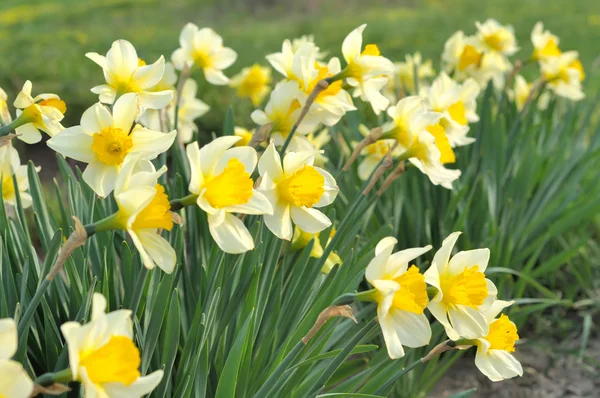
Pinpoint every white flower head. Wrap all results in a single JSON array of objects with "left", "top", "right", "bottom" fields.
[
  {"left": 86, "top": 40, "right": 173, "bottom": 109},
  {"left": 0, "top": 318, "right": 34, "bottom": 398},
  {"left": 385, "top": 52, "right": 436, "bottom": 99},
  {"left": 475, "top": 19, "right": 519, "bottom": 56},
  {"left": 0, "top": 87, "right": 12, "bottom": 126},
  {"left": 113, "top": 155, "right": 176, "bottom": 273},
  {"left": 257, "top": 142, "right": 339, "bottom": 241},
  {"left": 0, "top": 145, "right": 40, "bottom": 208},
  {"left": 365, "top": 237, "right": 433, "bottom": 359},
  {"left": 423, "top": 232, "right": 498, "bottom": 340},
  {"left": 13, "top": 80, "right": 65, "bottom": 144},
  {"left": 341, "top": 24, "right": 395, "bottom": 115},
  {"left": 186, "top": 136, "right": 273, "bottom": 254},
  {"left": 47, "top": 93, "right": 177, "bottom": 197},
  {"left": 531, "top": 22, "right": 561, "bottom": 61},
  {"left": 172, "top": 23, "right": 237, "bottom": 85},
  {"left": 541, "top": 51, "right": 585, "bottom": 101},
  {"left": 230, "top": 64, "right": 272, "bottom": 106},
  {"left": 60, "top": 293, "right": 163, "bottom": 397}
]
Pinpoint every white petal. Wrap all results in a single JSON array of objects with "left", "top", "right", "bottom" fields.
[
  {"left": 213, "top": 146, "right": 257, "bottom": 175},
  {"left": 342, "top": 24, "right": 366, "bottom": 63},
  {"left": 475, "top": 348, "right": 523, "bottom": 382},
  {"left": 103, "top": 370, "right": 164, "bottom": 397},
  {"left": 387, "top": 245, "right": 432, "bottom": 279},
  {"left": 134, "top": 229, "right": 176, "bottom": 273},
  {"left": 204, "top": 68, "right": 230, "bottom": 85},
  {"left": 91, "top": 84, "right": 117, "bottom": 104},
  {"left": 114, "top": 186, "right": 155, "bottom": 220},
  {"left": 432, "top": 231, "right": 461, "bottom": 275},
  {"left": 85, "top": 52, "right": 107, "bottom": 69},
  {"left": 264, "top": 199, "right": 292, "bottom": 240},
  {"left": 186, "top": 141, "right": 204, "bottom": 194},
  {"left": 378, "top": 312, "right": 405, "bottom": 359},
  {"left": 171, "top": 48, "right": 190, "bottom": 70},
  {"left": 133, "top": 56, "right": 166, "bottom": 89},
  {"left": 225, "top": 190, "right": 273, "bottom": 215},
  {"left": 0, "top": 318, "right": 17, "bottom": 360},
  {"left": 208, "top": 212, "right": 254, "bottom": 254},
  {"left": 251, "top": 109, "right": 270, "bottom": 126},
  {"left": 197, "top": 136, "right": 240, "bottom": 175},
  {"left": 386, "top": 309, "right": 431, "bottom": 348},
  {"left": 129, "top": 127, "right": 176, "bottom": 160},
  {"left": 290, "top": 206, "right": 331, "bottom": 234},
  {"left": 81, "top": 102, "right": 113, "bottom": 134},
  {"left": 113, "top": 93, "right": 140, "bottom": 132},
  {"left": 82, "top": 162, "right": 118, "bottom": 197},
  {"left": 314, "top": 167, "right": 338, "bottom": 207},
  {"left": 15, "top": 123, "right": 42, "bottom": 144},
  {"left": 258, "top": 142, "right": 284, "bottom": 181},
  {"left": 138, "top": 90, "right": 174, "bottom": 110},
  {"left": 47, "top": 126, "right": 95, "bottom": 163},
  {"left": 105, "top": 40, "right": 138, "bottom": 82},
  {"left": 211, "top": 48, "right": 237, "bottom": 70},
  {"left": 448, "top": 304, "right": 489, "bottom": 339},
  {"left": 282, "top": 151, "right": 314, "bottom": 175},
  {"left": 449, "top": 248, "right": 490, "bottom": 275},
  {"left": 0, "top": 360, "right": 34, "bottom": 397}
]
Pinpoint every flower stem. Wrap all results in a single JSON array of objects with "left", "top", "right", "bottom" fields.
[
  {"left": 170, "top": 193, "right": 199, "bottom": 211},
  {"left": 34, "top": 368, "right": 73, "bottom": 387}
]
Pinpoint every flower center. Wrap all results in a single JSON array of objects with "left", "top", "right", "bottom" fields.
[
  {"left": 38, "top": 98, "right": 67, "bottom": 114},
  {"left": 273, "top": 100, "right": 302, "bottom": 138},
  {"left": 204, "top": 158, "right": 253, "bottom": 208},
  {"left": 361, "top": 44, "right": 381, "bottom": 56},
  {"left": 1, "top": 176, "right": 15, "bottom": 199},
  {"left": 440, "top": 265, "right": 488, "bottom": 308},
  {"left": 236, "top": 65, "right": 270, "bottom": 97},
  {"left": 458, "top": 45, "right": 482, "bottom": 71},
  {"left": 79, "top": 335, "right": 141, "bottom": 386},
  {"left": 132, "top": 184, "right": 173, "bottom": 231},
  {"left": 193, "top": 49, "right": 212, "bottom": 69},
  {"left": 485, "top": 314, "right": 519, "bottom": 352},
  {"left": 394, "top": 118, "right": 414, "bottom": 148},
  {"left": 483, "top": 33, "right": 505, "bottom": 51},
  {"left": 278, "top": 165, "right": 325, "bottom": 208},
  {"left": 389, "top": 265, "right": 428, "bottom": 314},
  {"left": 425, "top": 124, "right": 455, "bottom": 164},
  {"left": 570, "top": 59, "right": 585, "bottom": 82},
  {"left": 535, "top": 38, "right": 561, "bottom": 59},
  {"left": 91, "top": 127, "right": 133, "bottom": 166},
  {"left": 366, "top": 140, "right": 391, "bottom": 157},
  {"left": 310, "top": 65, "right": 343, "bottom": 102},
  {"left": 447, "top": 101, "right": 468, "bottom": 125}
]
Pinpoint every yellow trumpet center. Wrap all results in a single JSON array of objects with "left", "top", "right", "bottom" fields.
[
  {"left": 425, "top": 124, "right": 456, "bottom": 164},
  {"left": 234, "top": 64, "right": 271, "bottom": 104},
  {"left": 440, "top": 265, "right": 488, "bottom": 308},
  {"left": 447, "top": 101, "right": 468, "bottom": 125},
  {"left": 79, "top": 335, "right": 141, "bottom": 386},
  {"left": 458, "top": 45, "right": 482, "bottom": 71},
  {"left": 485, "top": 314, "right": 519, "bottom": 352},
  {"left": 234, "top": 128, "right": 254, "bottom": 147},
  {"left": 1, "top": 175, "right": 15, "bottom": 200},
  {"left": 193, "top": 49, "right": 212, "bottom": 69},
  {"left": 534, "top": 38, "right": 561, "bottom": 60},
  {"left": 570, "top": 59, "right": 585, "bottom": 82},
  {"left": 388, "top": 265, "right": 428, "bottom": 314},
  {"left": 38, "top": 98, "right": 67, "bottom": 114},
  {"left": 132, "top": 184, "right": 173, "bottom": 231},
  {"left": 278, "top": 165, "right": 325, "bottom": 208},
  {"left": 310, "top": 65, "right": 343, "bottom": 102},
  {"left": 204, "top": 158, "right": 253, "bottom": 208},
  {"left": 91, "top": 127, "right": 133, "bottom": 166},
  {"left": 361, "top": 44, "right": 381, "bottom": 57},
  {"left": 137, "top": 58, "right": 146, "bottom": 67},
  {"left": 483, "top": 33, "right": 505, "bottom": 52}
]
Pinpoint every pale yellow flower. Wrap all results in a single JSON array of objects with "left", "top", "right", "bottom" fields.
[
  {"left": 475, "top": 19, "right": 519, "bottom": 56},
  {"left": 291, "top": 226, "right": 341, "bottom": 274},
  {"left": 531, "top": 22, "right": 561, "bottom": 61},
  {"left": 0, "top": 318, "right": 34, "bottom": 398},
  {"left": 0, "top": 144, "right": 39, "bottom": 208},
  {"left": 230, "top": 64, "right": 272, "bottom": 106},
  {"left": 541, "top": 51, "right": 585, "bottom": 101},
  {"left": 234, "top": 127, "right": 254, "bottom": 147}
]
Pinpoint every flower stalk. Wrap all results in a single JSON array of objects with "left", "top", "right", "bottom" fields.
[{"left": 343, "top": 127, "right": 383, "bottom": 171}]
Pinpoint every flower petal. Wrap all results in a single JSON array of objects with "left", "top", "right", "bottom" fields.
[
  {"left": 448, "top": 304, "right": 489, "bottom": 339},
  {"left": 133, "top": 56, "right": 166, "bottom": 89},
  {"left": 0, "top": 360, "right": 34, "bottom": 397},
  {"left": 225, "top": 190, "right": 273, "bottom": 215},
  {"left": 113, "top": 93, "right": 140, "bottom": 132},
  {"left": 214, "top": 146, "right": 257, "bottom": 175},
  {"left": 47, "top": 126, "right": 95, "bottom": 163},
  {"left": 81, "top": 102, "right": 113, "bottom": 134},
  {"left": 386, "top": 309, "right": 431, "bottom": 348},
  {"left": 378, "top": 310, "right": 405, "bottom": 359},
  {"left": 342, "top": 24, "right": 366, "bottom": 63},
  {"left": 82, "top": 161, "right": 118, "bottom": 197},
  {"left": 264, "top": 199, "right": 292, "bottom": 240},
  {"left": 15, "top": 123, "right": 42, "bottom": 144},
  {"left": 449, "top": 248, "right": 490, "bottom": 274},
  {"left": 204, "top": 68, "right": 230, "bottom": 85},
  {"left": 134, "top": 229, "right": 177, "bottom": 273},
  {"left": 137, "top": 90, "right": 174, "bottom": 110},
  {"left": 129, "top": 127, "right": 177, "bottom": 160},
  {"left": 258, "top": 142, "right": 284, "bottom": 181},
  {"left": 208, "top": 212, "right": 254, "bottom": 254},
  {"left": 0, "top": 318, "right": 17, "bottom": 360},
  {"left": 290, "top": 206, "right": 331, "bottom": 234}
]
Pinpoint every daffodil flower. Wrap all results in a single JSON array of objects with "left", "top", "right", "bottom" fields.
[
  {"left": 541, "top": 51, "right": 585, "bottom": 101},
  {"left": 291, "top": 226, "right": 341, "bottom": 273},
  {"left": 340, "top": 24, "right": 395, "bottom": 115},
  {"left": 111, "top": 155, "right": 177, "bottom": 273},
  {"left": 531, "top": 22, "right": 561, "bottom": 61},
  {"left": 86, "top": 40, "right": 173, "bottom": 109},
  {"left": 365, "top": 237, "right": 433, "bottom": 359},
  {"left": 251, "top": 80, "right": 321, "bottom": 150},
  {"left": 510, "top": 75, "right": 550, "bottom": 111},
  {"left": 47, "top": 93, "right": 176, "bottom": 197},
  {"left": 0, "top": 144, "right": 40, "bottom": 208},
  {"left": 172, "top": 23, "right": 237, "bottom": 85},
  {"left": 474, "top": 301, "right": 523, "bottom": 382},
  {"left": 355, "top": 138, "right": 401, "bottom": 181},
  {"left": 424, "top": 232, "right": 498, "bottom": 340},
  {"left": 230, "top": 64, "right": 272, "bottom": 106},
  {"left": 384, "top": 52, "right": 436, "bottom": 100},
  {"left": 0, "top": 318, "right": 34, "bottom": 398},
  {"left": 60, "top": 293, "right": 163, "bottom": 397},
  {"left": 0, "top": 87, "right": 11, "bottom": 126},
  {"left": 421, "top": 72, "right": 480, "bottom": 147},
  {"left": 257, "top": 142, "right": 338, "bottom": 241},
  {"left": 475, "top": 19, "right": 519, "bottom": 56},
  {"left": 186, "top": 136, "right": 273, "bottom": 254},
  {"left": 234, "top": 126, "right": 254, "bottom": 147},
  {"left": 13, "top": 80, "right": 65, "bottom": 144}
]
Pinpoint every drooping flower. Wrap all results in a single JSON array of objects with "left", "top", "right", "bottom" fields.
[
  {"left": 291, "top": 226, "right": 341, "bottom": 274},
  {"left": 540, "top": 51, "right": 585, "bottom": 101},
  {"left": 251, "top": 80, "right": 321, "bottom": 150},
  {"left": 475, "top": 19, "right": 519, "bottom": 56},
  {"left": 47, "top": 93, "right": 176, "bottom": 197},
  {"left": 385, "top": 52, "right": 436, "bottom": 99},
  {"left": 474, "top": 301, "right": 523, "bottom": 382},
  {"left": 172, "top": 23, "right": 237, "bottom": 85},
  {"left": 531, "top": 22, "right": 561, "bottom": 61},
  {"left": 60, "top": 293, "right": 163, "bottom": 397},
  {"left": 0, "top": 318, "right": 34, "bottom": 398},
  {"left": 230, "top": 64, "right": 272, "bottom": 106},
  {"left": 421, "top": 73, "right": 480, "bottom": 147},
  {"left": 13, "top": 80, "right": 65, "bottom": 144},
  {"left": 0, "top": 144, "right": 39, "bottom": 208},
  {"left": 383, "top": 96, "right": 461, "bottom": 189},
  {"left": 112, "top": 156, "right": 176, "bottom": 273},
  {"left": 257, "top": 142, "right": 338, "bottom": 240},
  {"left": 365, "top": 237, "right": 433, "bottom": 359},
  {"left": 186, "top": 136, "right": 273, "bottom": 254},
  {"left": 423, "top": 232, "right": 498, "bottom": 340},
  {"left": 86, "top": 40, "right": 173, "bottom": 109},
  {"left": 340, "top": 24, "right": 395, "bottom": 115}
]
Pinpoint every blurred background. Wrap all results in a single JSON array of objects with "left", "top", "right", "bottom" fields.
[{"left": 1, "top": 0, "right": 600, "bottom": 180}]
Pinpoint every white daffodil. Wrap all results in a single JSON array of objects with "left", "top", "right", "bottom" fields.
[
  {"left": 47, "top": 93, "right": 176, "bottom": 197},
  {"left": 172, "top": 23, "right": 237, "bottom": 85},
  {"left": 257, "top": 142, "right": 338, "bottom": 241},
  {"left": 251, "top": 80, "right": 321, "bottom": 150},
  {"left": 365, "top": 237, "right": 432, "bottom": 359},
  {"left": 0, "top": 318, "right": 34, "bottom": 398},
  {"left": 12, "top": 80, "right": 65, "bottom": 144},
  {"left": 0, "top": 87, "right": 11, "bottom": 126},
  {"left": 186, "top": 136, "right": 273, "bottom": 254},
  {"left": 267, "top": 39, "right": 318, "bottom": 79},
  {"left": 355, "top": 138, "right": 401, "bottom": 181},
  {"left": 385, "top": 52, "right": 436, "bottom": 99},
  {"left": 230, "top": 64, "right": 272, "bottom": 106},
  {"left": 475, "top": 19, "right": 519, "bottom": 56},
  {"left": 541, "top": 51, "right": 585, "bottom": 101},
  {"left": 383, "top": 96, "right": 461, "bottom": 189},
  {"left": 531, "top": 22, "right": 561, "bottom": 61},
  {"left": 340, "top": 24, "right": 395, "bottom": 115},
  {"left": 86, "top": 40, "right": 173, "bottom": 109},
  {"left": 421, "top": 73, "right": 480, "bottom": 147},
  {"left": 112, "top": 156, "right": 176, "bottom": 273},
  {"left": 424, "top": 232, "right": 498, "bottom": 340},
  {"left": 474, "top": 301, "right": 523, "bottom": 382},
  {"left": 510, "top": 75, "right": 550, "bottom": 111},
  {"left": 0, "top": 145, "right": 39, "bottom": 208},
  {"left": 305, "top": 128, "right": 331, "bottom": 166},
  {"left": 60, "top": 293, "right": 163, "bottom": 397},
  {"left": 291, "top": 226, "right": 341, "bottom": 274}
]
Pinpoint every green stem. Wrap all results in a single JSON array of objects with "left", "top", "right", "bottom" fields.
[
  {"left": 170, "top": 193, "right": 199, "bottom": 211},
  {"left": 252, "top": 340, "right": 304, "bottom": 398},
  {"left": 34, "top": 368, "right": 73, "bottom": 386},
  {"left": 332, "top": 289, "right": 377, "bottom": 306},
  {"left": 375, "top": 357, "right": 424, "bottom": 395}
]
